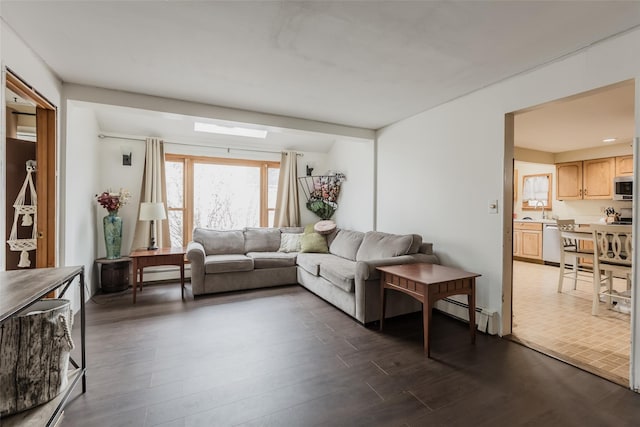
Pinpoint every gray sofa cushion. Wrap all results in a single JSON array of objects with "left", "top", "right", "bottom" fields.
[
  {"left": 244, "top": 228, "right": 281, "bottom": 252},
  {"left": 204, "top": 254, "right": 254, "bottom": 274},
  {"left": 407, "top": 234, "right": 423, "bottom": 254},
  {"left": 247, "top": 252, "right": 297, "bottom": 269},
  {"left": 194, "top": 228, "right": 245, "bottom": 255},
  {"left": 280, "top": 226, "right": 305, "bottom": 234},
  {"left": 356, "top": 231, "right": 413, "bottom": 261},
  {"left": 319, "top": 257, "right": 357, "bottom": 293},
  {"left": 329, "top": 230, "right": 364, "bottom": 261},
  {"left": 296, "top": 253, "right": 336, "bottom": 276}
]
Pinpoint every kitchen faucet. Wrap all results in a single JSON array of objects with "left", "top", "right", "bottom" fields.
[{"left": 535, "top": 200, "right": 546, "bottom": 219}]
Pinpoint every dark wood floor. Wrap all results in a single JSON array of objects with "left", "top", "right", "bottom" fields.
[{"left": 64, "top": 282, "right": 640, "bottom": 426}]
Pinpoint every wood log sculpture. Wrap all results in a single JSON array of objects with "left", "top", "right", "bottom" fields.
[{"left": 0, "top": 299, "right": 74, "bottom": 416}]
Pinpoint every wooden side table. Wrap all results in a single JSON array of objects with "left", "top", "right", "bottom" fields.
[
  {"left": 377, "top": 263, "right": 480, "bottom": 357},
  {"left": 95, "top": 257, "right": 131, "bottom": 293},
  {"left": 129, "top": 247, "right": 187, "bottom": 304}
]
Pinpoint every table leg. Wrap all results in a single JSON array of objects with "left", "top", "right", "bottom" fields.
[
  {"left": 132, "top": 260, "right": 138, "bottom": 304},
  {"left": 424, "top": 301, "right": 432, "bottom": 357},
  {"left": 379, "top": 276, "right": 386, "bottom": 331},
  {"left": 180, "top": 262, "right": 185, "bottom": 300},
  {"left": 468, "top": 279, "right": 476, "bottom": 345},
  {"left": 139, "top": 268, "right": 144, "bottom": 293}
]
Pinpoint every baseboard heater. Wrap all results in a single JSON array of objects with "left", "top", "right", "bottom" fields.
[{"left": 434, "top": 297, "right": 499, "bottom": 335}]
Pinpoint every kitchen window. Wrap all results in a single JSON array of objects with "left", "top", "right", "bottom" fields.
[
  {"left": 165, "top": 154, "right": 280, "bottom": 246},
  {"left": 522, "top": 173, "right": 552, "bottom": 211}
]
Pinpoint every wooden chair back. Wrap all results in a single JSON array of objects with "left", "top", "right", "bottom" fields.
[
  {"left": 556, "top": 219, "right": 577, "bottom": 250},
  {"left": 591, "top": 224, "right": 633, "bottom": 268}
]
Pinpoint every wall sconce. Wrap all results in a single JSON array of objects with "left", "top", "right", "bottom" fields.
[
  {"left": 121, "top": 144, "right": 132, "bottom": 166},
  {"left": 306, "top": 165, "right": 314, "bottom": 176}
]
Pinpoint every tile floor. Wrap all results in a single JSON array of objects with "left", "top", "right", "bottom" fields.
[{"left": 512, "top": 260, "right": 631, "bottom": 385}]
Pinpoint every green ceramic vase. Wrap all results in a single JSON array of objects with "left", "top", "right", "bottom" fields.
[{"left": 103, "top": 210, "right": 122, "bottom": 259}]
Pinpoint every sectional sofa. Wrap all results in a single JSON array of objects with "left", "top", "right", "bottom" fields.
[{"left": 186, "top": 227, "right": 439, "bottom": 324}]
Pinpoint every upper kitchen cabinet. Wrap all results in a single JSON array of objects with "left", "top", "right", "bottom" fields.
[
  {"left": 556, "top": 161, "right": 582, "bottom": 200},
  {"left": 615, "top": 155, "right": 634, "bottom": 176},
  {"left": 556, "top": 157, "right": 615, "bottom": 200}
]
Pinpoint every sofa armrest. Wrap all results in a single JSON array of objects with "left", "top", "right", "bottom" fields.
[
  {"left": 186, "top": 241, "right": 206, "bottom": 294},
  {"left": 355, "top": 253, "right": 440, "bottom": 282},
  {"left": 419, "top": 243, "right": 433, "bottom": 255},
  {"left": 187, "top": 241, "right": 206, "bottom": 263}
]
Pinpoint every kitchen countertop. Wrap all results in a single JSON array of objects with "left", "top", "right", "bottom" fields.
[
  {"left": 514, "top": 218, "right": 628, "bottom": 226},
  {"left": 514, "top": 219, "right": 557, "bottom": 224}
]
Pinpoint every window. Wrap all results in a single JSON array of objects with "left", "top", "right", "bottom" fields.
[
  {"left": 165, "top": 154, "right": 280, "bottom": 244},
  {"left": 521, "top": 173, "right": 552, "bottom": 211}
]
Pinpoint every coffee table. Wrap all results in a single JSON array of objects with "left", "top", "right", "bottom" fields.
[
  {"left": 130, "top": 247, "right": 187, "bottom": 303},
  {"left": 377, "top": 263, "right": 480, "bottom": 357}
]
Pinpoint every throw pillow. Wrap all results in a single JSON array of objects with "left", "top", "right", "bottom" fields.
[
  {"left": 299, "top": 232, "right": 329, "bottom": 253},
  {"left": 304, "top": 223, "right": 316, "bottom": 234},
  {"left": 278, "top": 233, "right": 303, "bottom": 253}
]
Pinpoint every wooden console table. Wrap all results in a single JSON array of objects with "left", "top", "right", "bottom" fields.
[
  {"left": 0, "top": 266, "right": 86, "bottom": 426},
  {"left": 377, "top": 263, "right": 480, "bottom": 357},
  {"left": 130, "top": 247, "right": 186, "bottom": 303}
]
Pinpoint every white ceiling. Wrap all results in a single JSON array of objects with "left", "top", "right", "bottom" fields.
[
  {"left": 2, "top": 2, "right": 640, "bottom": 152},
  {"left": 515, "top": 80, "right": 636, "bottom": 153}
]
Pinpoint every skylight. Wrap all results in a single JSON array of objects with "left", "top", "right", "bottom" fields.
[{"left": 194, "top": 122, "right": 268, "bottom": 139}]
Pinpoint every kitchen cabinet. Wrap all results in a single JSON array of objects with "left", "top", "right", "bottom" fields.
[
  {"left": 556, "top": 157, "right": 615, "bottom": 200},
  {"left": 616, "top": 155, "right": 633, "bottom": 176},
  {"left": 514, "top": 222, "right": 542, "bottom": 261}
]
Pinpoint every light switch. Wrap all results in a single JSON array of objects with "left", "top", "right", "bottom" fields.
[{"left": 488, "top": 200, "right": 498, "bottom": 214}]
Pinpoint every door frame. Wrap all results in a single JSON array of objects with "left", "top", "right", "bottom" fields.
[
  {"left": 5, "top": 69, "right": 57, "bottom": 268},
  {"left": 504, "top": 80, "right": 638, "bottom": 390}
]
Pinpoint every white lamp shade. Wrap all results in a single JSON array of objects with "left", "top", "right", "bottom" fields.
[{"left": 139, "top": 202, "right": 167, "bottom": 221}]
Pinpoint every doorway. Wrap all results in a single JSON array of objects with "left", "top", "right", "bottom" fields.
[
  {"left": 4, "top": 70, "right": 57, "bottom": 269},
  {"left": 507, "top": 80, "right": 635, "bottom": 385}
]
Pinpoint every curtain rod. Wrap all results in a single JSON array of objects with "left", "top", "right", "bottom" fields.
[{"left": 97, "top": 134, "right": 303, "bottom": 156}]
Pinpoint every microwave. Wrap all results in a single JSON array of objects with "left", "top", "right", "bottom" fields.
[{"left": 613, "top": 175, "right": 633, "bottom": 201}]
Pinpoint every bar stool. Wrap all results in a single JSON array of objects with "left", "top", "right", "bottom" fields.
[
  {"left": 557, "top": 219, "right": 596, "bottom": 293},
  {"left": 591, "top": 224, "right": 633, "bottom": 315}
]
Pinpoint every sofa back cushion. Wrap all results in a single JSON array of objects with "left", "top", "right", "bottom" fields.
[
  {"left": 355, "top": 231, "right": 413, "bottom": 261},
  {"left": 244, "top": 228, "right": 281, "bottom": 252},
  {"left": 193, "top": 228, "right": 245, "bottom": 255},
  {"left": 329, "top": 230, "right": 364, "bottom": 261},
  {"left": 407, "top": 234, "right": 423, "bottom": 254},
  {"left": 280, "top": 226, "right": 305, "bottom": 234}
]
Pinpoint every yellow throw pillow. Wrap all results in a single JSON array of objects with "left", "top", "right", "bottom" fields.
[
  {"left": 299, "top": 232, "right": 329, "bottom": 253},
  {"left": 304, "top": 223, "right": 316, "bottom": 234}
]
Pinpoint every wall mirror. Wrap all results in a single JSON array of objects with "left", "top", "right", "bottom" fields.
[{"left": 522, "top": 173, "right": 552, "bottom": 210}]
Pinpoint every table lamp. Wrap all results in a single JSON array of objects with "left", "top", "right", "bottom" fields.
[{"left": 139, "top": 202, "right": 166, "bottom": 250}]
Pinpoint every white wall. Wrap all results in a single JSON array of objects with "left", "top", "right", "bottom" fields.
[
  {"left": 377, "top": 27, "right": 640, "bottom": 335},
  {"left": 324, "top": 138, "right": 375, "bottom": 231},
  {"left": 1, "top": 19, "right": 63, "bottom": 271},
  {"left": 64, "top": 103, "right": 101, "bottom": 309}
]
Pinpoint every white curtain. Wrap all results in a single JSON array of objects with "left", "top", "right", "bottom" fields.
[
  {"left": 132, "top": 138, "right": 171, "bottom": 249},
  {"left": 274, "top": 151, "right": 300, "bottom": 227}
]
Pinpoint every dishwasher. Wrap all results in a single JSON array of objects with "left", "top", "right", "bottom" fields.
[{"left": 542, "top": 224, "right": 561, "bottom": 264}]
